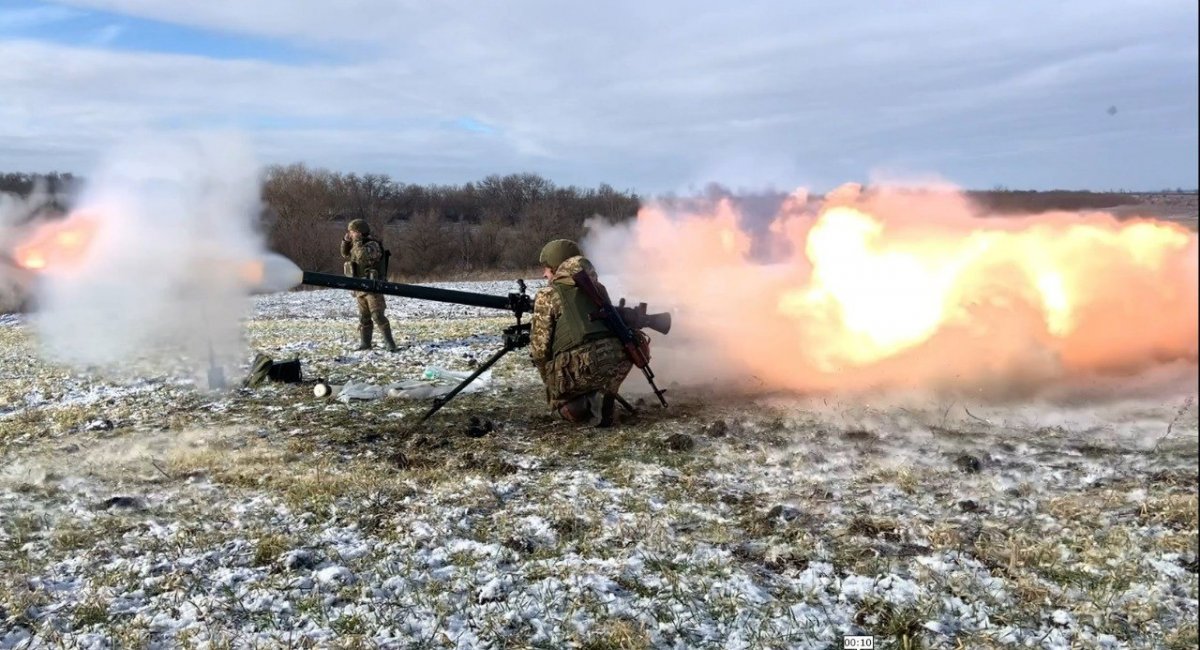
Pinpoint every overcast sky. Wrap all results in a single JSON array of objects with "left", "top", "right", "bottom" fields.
[{"left": 1, "top": 0, "right": 1196, "bottom": 194}]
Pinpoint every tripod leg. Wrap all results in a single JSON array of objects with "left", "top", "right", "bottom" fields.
[{"left": 420, "top": 344, "right": 513, "bottom": 422}]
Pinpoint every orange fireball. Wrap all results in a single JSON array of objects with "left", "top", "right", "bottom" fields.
[
  {"left": 776, "top": 205, "right": 1194, "bottom": 371},
  {"left": 13, "top": 213, "right": 101, "bottom": 273}
]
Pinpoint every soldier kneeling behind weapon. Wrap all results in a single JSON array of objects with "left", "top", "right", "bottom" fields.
[
  {"left": 341, "top": 219, "right": 398, "bottom": 352},
  {"left": 529, "top": 239, "right": 652, "bottom": 428}
]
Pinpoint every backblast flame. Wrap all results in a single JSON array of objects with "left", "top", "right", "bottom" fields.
[
  {"left": 238, "top": 260, "right": 265, "bottom": 285},
  {"left": 13, "top": 213, "right": 100, "bottom": 273},
  {"left": 10, "top": 211, "right": 303, "bottom": 294}
]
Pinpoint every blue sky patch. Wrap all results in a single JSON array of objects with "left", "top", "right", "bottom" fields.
[
  {"left": 453, "top": 117, "right": 497, "bottom": 135},
  {"left": 0, "top": 0, "right": 334, "bottom": 64}
]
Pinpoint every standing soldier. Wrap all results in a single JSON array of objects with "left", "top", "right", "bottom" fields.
[
  {"left": 529, "top": 239, "right": 633, "bottom": 427},
  {"left": 340, "top": 219, "right": 398, "bottom": 352}
]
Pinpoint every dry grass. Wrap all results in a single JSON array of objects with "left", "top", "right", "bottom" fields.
[
  {"left": 1, "top": 306, "right": 1196, "bottom": 649},
  {"left": 1140, "top": 493, "right": 1199, "bottom": 530},
  {"left": 579, "top": 619, "right": 652, "bottom": 649}
]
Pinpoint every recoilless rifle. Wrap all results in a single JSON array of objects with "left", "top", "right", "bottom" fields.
[{"left": 299, "top": 270, "right": 672, "bottom": 421}]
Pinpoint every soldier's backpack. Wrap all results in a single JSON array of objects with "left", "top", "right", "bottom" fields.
[
  {"left": 344, "top": 236, "right": 391, "bottom": 280},
  {"left": 269, "top": 359, "right": 303, "bottom": 383},
  {"left": 366, "top": 236, "right": 392, "bottom": 280}
]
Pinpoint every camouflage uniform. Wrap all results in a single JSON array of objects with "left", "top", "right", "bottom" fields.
[
  {"left": 341, "top": 220, "right": 397, "bottom": 351},
  {"left": 530, "top": 254, "right": 632, "bottom": 420}
]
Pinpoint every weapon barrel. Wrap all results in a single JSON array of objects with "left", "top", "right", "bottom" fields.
[{"left": 301, "top": 271, "right": 531, "bottom": 313}]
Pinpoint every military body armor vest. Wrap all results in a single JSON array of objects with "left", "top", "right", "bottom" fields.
[
  {"left": 345, "top": 236, "right": 389, "bottom": 280},
  {"left": 550, "top": 282, "right": 613, "bottom": 356}
]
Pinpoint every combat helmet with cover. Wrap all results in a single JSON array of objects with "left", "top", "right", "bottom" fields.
[{"left": 538, "top": 239, "right": 582, "bottom": 271}]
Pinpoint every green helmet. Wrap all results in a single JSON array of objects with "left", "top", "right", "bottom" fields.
[
  {"left": 348, "top": 219, "right": 371, "bottom": 235},
  {"left": 538, "top": 239, "right": 581, "bottom": 270}
]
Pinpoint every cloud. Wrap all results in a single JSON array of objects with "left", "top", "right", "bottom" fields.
[{"left": 3, "top": 0, "right": 1197, "bottom": 192}]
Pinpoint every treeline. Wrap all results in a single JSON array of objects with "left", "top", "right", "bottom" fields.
[
  {"left": 0, "top": 171, "right": 81, "bottom": 195},
  {"left": 259, "top": 165, "right": 641, "bottom": 279},
  {"left": 5, "top": 169, "right": 1195, "bottom": 280},
  {"left": 1, "top": 168, "right": 642, "bottom": 280},
  {"left": 0, "top": 172, "right": 82, "bottom": 214},
  {"left": 967, "top": 188, "right": 1144, "bottom": 214}
]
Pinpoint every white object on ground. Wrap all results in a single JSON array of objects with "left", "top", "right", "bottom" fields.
[
  {"left": 313, "top": 382, "right": 337, "bottom": 398},
  {"left": 337, "top": 381, "right": 389, "bottom": 402},
  {"left": 321, "top": 370, "right": 493, "bottom": 402},
  {"left": 423, "top": 366, "right": 475, "bottom": 381}
]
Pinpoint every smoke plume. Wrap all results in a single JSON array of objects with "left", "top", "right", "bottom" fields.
[
  {"left": 584, "top": 183, "right": 1199, "bottom": 400},
  {"left": 8, "top": 134, "right": 294, "bottom": 385}
]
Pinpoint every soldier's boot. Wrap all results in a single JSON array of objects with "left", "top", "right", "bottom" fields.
[
  {"left": 378, "top": 320, "right": 398, "bottom": 352},
  {"left": 597, "top": 393, "right": 617, "bottom": 428},
  {"left": 558, "top": 392, "right": 598, "bottom": 423},
  {"left": 357, "top": 324, "right": 373, "bottom": 350}
]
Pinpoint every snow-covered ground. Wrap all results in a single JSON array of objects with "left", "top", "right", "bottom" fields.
[{"left": 1, "top": 285, "right": 1197, "bottom": 649}]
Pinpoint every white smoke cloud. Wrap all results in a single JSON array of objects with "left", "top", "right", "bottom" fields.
[{"left": 25, "top": 133, "right": 273, "bottom": 386}]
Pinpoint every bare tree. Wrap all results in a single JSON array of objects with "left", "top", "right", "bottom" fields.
[
  {"left": 333, "top": 172, "right": 395, "bottom": 222},
  {"left": 503, "top": 200, "right": 581, "bottom": 269},
  {"left": 456, "top": 214, "right": 507, "bottom": 271},
  {"left": 260, "top": 164, "right": 341, "bottom": 272},
  {"left": 392, "top": 209, "right": 453, "bottom": 279}
]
